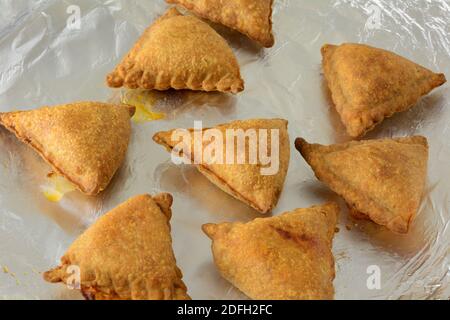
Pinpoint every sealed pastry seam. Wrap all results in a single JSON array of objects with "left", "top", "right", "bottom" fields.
[
  {"left": 47, "top": 265, "right": 188, "bottom": 300},
  {"left": 45, "top": 263, "right": 189, "bottom": 300}
]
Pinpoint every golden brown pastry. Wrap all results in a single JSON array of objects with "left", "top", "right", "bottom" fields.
[
  {"left": 203, "top": 202, "right": 339, "bottom": 300},
  {"left": 295, "top": 136, "right": 429, "bottom": 233},
  {"left": 107, "top": 8, "right": 244, "bottom": 93},
  {"left": 43, "top": 193, "right": 190, "bottom": 300},
  {"left": 322, "top": 43, "right": 446, "bottom": 137},
  {"left": 153, "top": 118, "right": 290, "bottom": 213},
  {"left": 0, "top": 102, "right": 134, "bottom": 195},
  {"left": 167, "top": 0, "right": 274, "bottom": 47}
]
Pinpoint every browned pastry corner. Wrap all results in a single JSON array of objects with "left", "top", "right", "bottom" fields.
[
  {"left": 107, "top": 7, "right": 244, "bottom": 93},
  {"left": 202, "top": 202, "right": 339, "bottom": 300},
  {"left": 153, "top": 118, "right": 290, "bottom": 214},
  {"left": 43, "top": 193, "right": 190, "bottom": 300},
  {"left": 0, "top": 101, "right": 134, "bottom": 195},
  {"left": 295, "top": 136, "right": 429, "bottom": 233},
  {"left": 167, "top": 0, "right": 275, "bottom": 47},
  {"left": 321, "top": 43, "right": 446, "bottom": 137}
]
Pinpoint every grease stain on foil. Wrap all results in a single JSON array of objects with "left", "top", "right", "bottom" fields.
[
  {"left": 121, "top": 90, "right": 166, "bottom": 123},
  {"left": 41, "top": 172, "right": 76, "bottom": 202}
]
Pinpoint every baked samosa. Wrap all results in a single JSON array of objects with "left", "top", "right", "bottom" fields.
[
  {"left": 296, "top": 136, "right": 428, "bottom": 233},
  {"left": 0, "top": 101, "right": 134, "bottom": 195},
  {"left": 153, "top": 118, "right": 290, "bottom": 213},
  {"left": 322, "top": 43, "right": 446, "bottom": 137},
  {"left": 107, "top": 8, "right": 244, "bottom": 93},
  {"left": 43, "top": 193, "right": 190, "bottom": 300},
  {"left": 203, "top": 202, "right": 339, "bottom": 300},
  {"left": 167, "top": 0, "right": 275, "bottom": 47}
]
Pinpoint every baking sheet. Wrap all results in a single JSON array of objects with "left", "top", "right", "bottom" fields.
[{"left": 0, "top": 0, "right": 449, "bottom": 300}]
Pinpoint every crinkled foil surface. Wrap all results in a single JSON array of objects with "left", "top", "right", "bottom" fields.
[{"left": 0, "top": 0, "right": 449, "bottom": 300}]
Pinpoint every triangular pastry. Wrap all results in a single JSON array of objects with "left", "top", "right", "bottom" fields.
[
  {"left": 153, "top": 118, "right": 290, "bottom": 214},
  {"left": 295, "top": 136, "right": 428, "bottom": 233},
  {"left": 44, "top": 193, "right": 190, "bottom": 300},
  {"left": 322, "top": 43, "right": 446, "bottom": 137},
  {"left": 107, "top": 8, "right": 244, "bottom": 93},
  {"left": 202, "top": 202, "right": 339, "bottom": 300},
  {"left": 0, "top": 101, "right": 134, "bottom": 195},
  {"left": 167, "top": 0, "right": 275, "bottom": 48}
]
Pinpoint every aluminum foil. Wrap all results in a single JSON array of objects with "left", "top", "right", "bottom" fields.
[{"left": 0, "top": 0, "right": 449, "bottom": 300}]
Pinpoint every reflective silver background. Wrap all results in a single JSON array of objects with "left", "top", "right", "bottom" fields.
[{"left": 0, "top": 0, "right": 448, "bottom": 299}]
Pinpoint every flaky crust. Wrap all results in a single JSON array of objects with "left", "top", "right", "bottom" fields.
[
  {"left": 322, "top": 43, "right": 446, "bottom": 137},
  {"left": 107, "top": 8, "right": 244, "bottom": 93},
  {"left": 295, "top": 136, "right": 429, "bottom": 233},
  {"left": 43, "top": 194, "right": 190, "bottom": 300},
  {"left": 167, "top": 0, "right": 274, "bottom": 47},
  {"left": 202, "top": 202, "right": 339, "bottom": 300},
  {"left": 0, "top": 102, "right": 134, "bottom": 195},
  {"left": 152, "top": 118, "right": 290, "bottom": 213}
]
